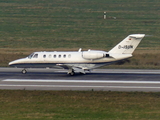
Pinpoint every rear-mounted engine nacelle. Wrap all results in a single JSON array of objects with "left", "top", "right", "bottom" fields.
[{"left": 82, "top": 51, "right": 107, "bottom": 60}]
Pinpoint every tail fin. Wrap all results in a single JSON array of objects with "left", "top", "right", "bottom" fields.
[{"left": 108, "top": 34, "right": 145, "bottom": 54}]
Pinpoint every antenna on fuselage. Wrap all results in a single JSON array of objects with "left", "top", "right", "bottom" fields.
[{"left": 78, "top": 48, "right": 82, "bottom": 52}]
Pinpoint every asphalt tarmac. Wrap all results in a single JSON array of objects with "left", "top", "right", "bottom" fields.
[{"left": 0, "top": 67, "right": 160, "bottom": 92}]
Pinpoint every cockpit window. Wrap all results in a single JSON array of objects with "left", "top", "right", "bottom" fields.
[
  {"left": 28, "top": 53, "right": 34, "bottom": 59},
  {"left": 33, "top": 54, "right": 38, "bottom": 58}
]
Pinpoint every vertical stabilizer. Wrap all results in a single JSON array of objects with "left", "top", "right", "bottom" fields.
[{"left": 108, "top": 34, "right": 145, "bottom": 54}]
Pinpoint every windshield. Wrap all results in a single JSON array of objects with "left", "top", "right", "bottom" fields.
[{"left": 28, "top": 53, "right": 34, "bottom": 59}]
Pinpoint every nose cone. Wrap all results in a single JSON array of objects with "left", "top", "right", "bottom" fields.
[
  {"left": 9, "top": 58, "right": 27, "bottom": 67},
  {"left": 9, "top": 60, "right": 19, "bottom": 67},
  {"left": 9, "top": 61, "right": 14, "bottom": 66}
]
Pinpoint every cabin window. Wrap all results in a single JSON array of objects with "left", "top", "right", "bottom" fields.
[
  {"left": 68, "top": 54, "right": 71, "bottom": 58},
  {"left": 33, "top": 54, "right": 38, "bottom": 58},
  {"left": 53, "top": 55, "right": 56, "bottom": 58},
  {"left": 49, "top": 54, "right": 52, "bottom": 58},
  {"left": 63, "top": 55, "right": 66, "bottom": 58},
  {"left": 59, "top": 55, "right": 61, "bottom": 58},
  {"left": 43, "top": 55, "right": 46, "bottom": 58}
]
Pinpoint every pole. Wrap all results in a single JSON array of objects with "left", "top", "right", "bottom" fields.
[{"left": 104, "top": 11, "right": 106, "bottom": 19}]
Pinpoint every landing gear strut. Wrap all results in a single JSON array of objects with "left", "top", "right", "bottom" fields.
[
  {"left": 69, "top": 71, "right": 75, "bottom": 76},
  {"left": 21, "top": 69, "right": 27, "bottom": 74},
  {"left": 68, "top": 69, "right": 75, "bottom": 76}
]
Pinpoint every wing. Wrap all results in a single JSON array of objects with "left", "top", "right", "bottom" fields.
[{"left": 56, "top": 64, "right": 89, "bottom": 74}]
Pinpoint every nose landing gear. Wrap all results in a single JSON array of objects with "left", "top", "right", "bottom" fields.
[{"left": 21, "top": 69, "right": 27, "bottom": 74}]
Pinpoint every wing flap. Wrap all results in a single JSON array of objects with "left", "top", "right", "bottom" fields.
[{"left": 56, "top": 64, "right": 89, "bottom": 74}]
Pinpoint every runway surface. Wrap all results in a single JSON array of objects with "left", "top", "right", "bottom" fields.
[{"left": 0, "top": 67, "right": 160, "bottom": 92}]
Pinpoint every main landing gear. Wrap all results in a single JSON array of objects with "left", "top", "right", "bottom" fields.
[
  {"left": 67, "top": 69, "right": 86, "bottom": 76},
  {"left": 68, "top": 69, "right": 75, "bottom": 76},
  {"left": 21, "top": 69, "right": 27, "bottom": 74}
]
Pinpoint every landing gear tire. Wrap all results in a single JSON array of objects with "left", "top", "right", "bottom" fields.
[
  {"left": 68, "top": 71, "right": 75, "bottom": 76},
  {"left": 22, "top": 69, "right": 27, "bottom": 74}
]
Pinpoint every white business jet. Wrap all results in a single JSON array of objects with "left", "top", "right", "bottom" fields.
[{"left": 9, "top": 34, "right": 145, "bottom": 75}]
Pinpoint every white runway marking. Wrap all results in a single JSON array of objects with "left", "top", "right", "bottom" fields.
[
  {"left": 3, "top": 79, "right": 160, "bottom": 84},
  {"left": 0, "top": 84, "right": 160, "bottom": 89},
  {"left": 2, "top": 79, "right": 160, "bottom": 91}
]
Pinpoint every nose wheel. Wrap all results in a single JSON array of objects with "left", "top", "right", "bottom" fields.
[{"left": 21, "top": 69, "right": 27, "bottom": 74}]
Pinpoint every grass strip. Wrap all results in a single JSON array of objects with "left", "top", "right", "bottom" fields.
[
  {"left": 0, "top": 90, "right": 160, "bottom": 120},
  {"left": 0, "top": 0, "right": 160, "bottom": 68}
]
